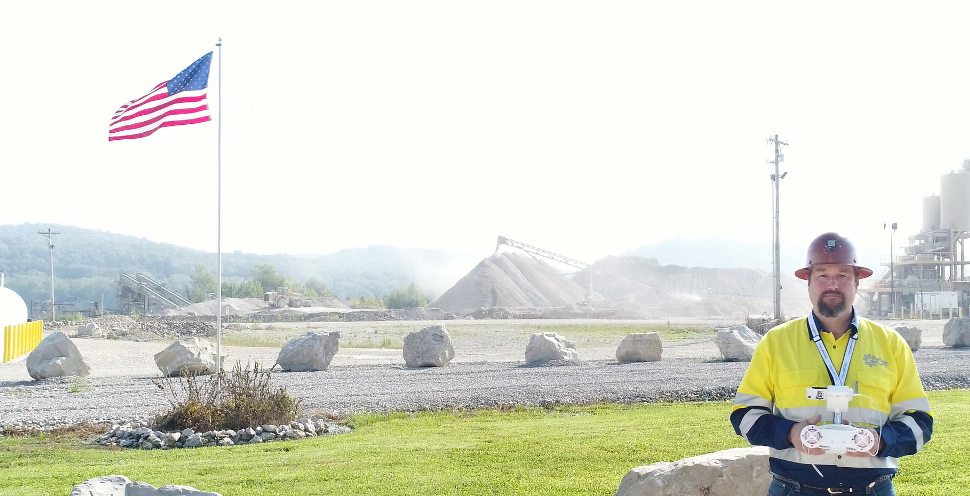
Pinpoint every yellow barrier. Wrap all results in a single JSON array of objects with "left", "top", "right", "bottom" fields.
[{"left": 2, "top": 320, "right": 43, "bottom": 363}]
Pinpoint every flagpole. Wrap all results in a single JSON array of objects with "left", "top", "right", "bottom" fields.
[{"left": 215, "top": 37, "right": 223, "bottom": 375}]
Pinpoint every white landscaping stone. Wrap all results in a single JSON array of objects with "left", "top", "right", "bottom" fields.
[
  {"left": 150, "top": 485, "right": 222, "bottom": 496},
  {"left": 943, "top": 318, "right": 970, "bottom": 347},
  {"left": 276, "top": 331, "right": 340, "bottom": 372},
  {"left": 714, "top": 325, "right": 761, "bottom": 361},
  {"left": 615, "top": 333, "right": 662, "bottom": 363},
  {"left": 403, "top": 324, "right": 456, "bottom": 368},
  {"left": 525, "top": 332, "right": 579, "bottom": 365},
  {"left": 615, "top": 446, "right": 770, "bottom": 496},
  {"left": 76, "top": 321, "right": 103, "bottom": 338},
  {"left": 893, "top": 325, "right": 922, "bottom": 351},
  {"left": 153, "top": 338, "right": 222, "bottom": 377},
  {"left": 25, "top": 331, "right": 90, "bottom": 380},
  {"left": 72, "top": 476, "right": 222, "bottom": 496},
  {"left": 70, "top": 475, "right": 131, "bottom": 496}
]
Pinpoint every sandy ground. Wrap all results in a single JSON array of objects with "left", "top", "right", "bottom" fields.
[{"left": 0, "top": 318, "right": 950, "bottom": 383}]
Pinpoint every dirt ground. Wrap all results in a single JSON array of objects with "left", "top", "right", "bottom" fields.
[{"left": 0, "top": 318, "right": 950, "bottom": 382}]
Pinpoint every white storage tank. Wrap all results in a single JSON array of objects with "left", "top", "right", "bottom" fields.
[
  {"left": 922, "top": 194, "right": 941, "bottom": 233},
  {"left": 0, "top": 286, "right": 29, "bottom": 329},
  {"left": 940, "top": 163, "right": 970, "bottom": 231}
]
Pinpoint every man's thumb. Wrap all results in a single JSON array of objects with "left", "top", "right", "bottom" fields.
[{"left": 806, "top": 414, "right": 822, "bottom": 425}]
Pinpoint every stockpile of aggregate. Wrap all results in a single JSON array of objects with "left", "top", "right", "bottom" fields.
[
  {"left": 161, "top": 297, "right": 268, "bottom": 317},
  {"left": 575, "top": 256, "right": 812, "bottom": 318},
  {"left": 428, "top": 252, "right": 587, "bottom": 314},
  {"left": 429, "top": 251, "right": 813, "bottom": 318}
]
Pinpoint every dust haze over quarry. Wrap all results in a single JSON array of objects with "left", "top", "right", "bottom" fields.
[{"left": 429, "top": 251, "right": 812, "bottom": 318}]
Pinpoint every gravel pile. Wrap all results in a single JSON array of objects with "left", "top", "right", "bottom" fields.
[
  {"left": 2, "top": 347, "right": 967, "bottom": 433},
  {"left": 46, "top": 315, "right": 215, "bottom": 341}
]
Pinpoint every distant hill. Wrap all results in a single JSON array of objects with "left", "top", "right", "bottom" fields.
[
  {"left": 624, "top": 237, "right": 783, "bottom": 271},
  {"left": 0, "top": 224, "right": 477, "bottom": 312},
  {"left": 624, "top": 236, "right": 883, "bottom": 277}
]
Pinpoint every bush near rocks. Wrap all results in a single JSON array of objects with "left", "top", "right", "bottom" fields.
[{"left": 152, "top": 362, "right": 300, "bottom": 433}]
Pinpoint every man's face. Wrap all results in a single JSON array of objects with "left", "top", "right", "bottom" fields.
[{"left": 808, "top": 264, "right": 858, "bottom": 318}]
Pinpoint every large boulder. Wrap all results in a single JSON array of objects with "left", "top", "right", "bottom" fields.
[
  {"left": 71, "top": 475, "right": 222, "bottom": 496},
  {"left": 403, "top": 324, "right": 455, "bottom": 368},
  {"left": 615, "top": 446, "right": 770, "bottom": 496},
  {"left": 525, "top": 332, "right": 579, "bottom": 365},
  {"left": 892, "top": 325, "right": 922, "bottom": 351},
  {"left": 615, "top": 333, "right": 662, "bottom": 363},
  {"left": 276, "top": 331, "right": 340, "bottom": 372},
  {"left": 153, "top": 338, "right": 222, "bottom": 377},
  {"left": 714, "top": 325, "right": 761, "bottom": 361},
  {"left": 25, "top": 331, "right": 90, "bottom": 380},
  {"left": 75, "top": 322, "right": 103, "bottom": 338},
  {"left": 943, "top": 318, "right": 970, "bottom": 347}
]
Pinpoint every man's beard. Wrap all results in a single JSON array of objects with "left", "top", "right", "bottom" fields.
[{"left": 817, "top": 291, "right": 847, "bottom": 317}]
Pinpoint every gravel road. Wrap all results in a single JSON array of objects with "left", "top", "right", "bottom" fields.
[{"left": 1, "top": 319, "right": 968, "bottom": 430}]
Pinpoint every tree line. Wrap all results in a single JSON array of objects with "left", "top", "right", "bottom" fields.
[{"left": 0, "top": 224, "right": 451, "bottom": 312}]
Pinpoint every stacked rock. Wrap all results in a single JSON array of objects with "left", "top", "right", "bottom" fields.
[{"left": 95, "top": 417, "right": 351, "bottom": 450}]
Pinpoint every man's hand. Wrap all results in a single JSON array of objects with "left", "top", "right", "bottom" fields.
[
  {"left": 789, "top": 414, "right": 825, "bottom": 455},
  {"left": 845, "top": 427, "right": 882, "bottom": 457}
]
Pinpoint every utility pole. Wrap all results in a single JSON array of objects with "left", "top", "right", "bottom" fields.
[
  {"left": 767, "top": 135, "right": 788, "bottom": 321},
  {"left": 38, "top": 228, "right": 61, "bottom": 321}
]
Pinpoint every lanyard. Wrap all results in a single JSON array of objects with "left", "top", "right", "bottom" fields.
[{"left": 807, "top": 314, "right": 858, "bottom": 387}]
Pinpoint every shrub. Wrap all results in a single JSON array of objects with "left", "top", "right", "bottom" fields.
[
  {"left": 151, "top": 362, "right": 300, "bottom": 432},
  {"left": 384, "top": 282, "right": 429, "bottom": 309}
]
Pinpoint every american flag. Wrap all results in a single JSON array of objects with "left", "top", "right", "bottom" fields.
[{"left": 109, "top": 52, "right": 213, "bottom": 141}]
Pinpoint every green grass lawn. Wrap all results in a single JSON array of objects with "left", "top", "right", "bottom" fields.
[{"left": 1, "top": 390, "right": 965, "bottom": 495}]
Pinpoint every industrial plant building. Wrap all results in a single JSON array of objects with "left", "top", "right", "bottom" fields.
[{"left": 866, "top": 161, "right": 970, "bottom": 318}]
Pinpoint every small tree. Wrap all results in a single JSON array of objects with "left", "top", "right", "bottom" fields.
[
  {"left": 304, "top": 278, "right": 334, "bottom": 298},
  {"left": 237, "top": 280, "right": 264, "bottom": 298},
  {"left": 385, "top": 282, "right": 429, "bottom": 309},
  {"left": 189, "top": 265, "right": 217, "bottom": 303},
  {"left": 252, "top": 263, "right": 287, "bottom": 292}
]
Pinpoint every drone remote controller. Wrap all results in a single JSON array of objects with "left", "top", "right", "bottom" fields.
[
  {"left": 798, "top": 386, "right": 876, "bottom": 455},
  {"left": 800, "top": 423, "right": 875, "bottom": 454}
]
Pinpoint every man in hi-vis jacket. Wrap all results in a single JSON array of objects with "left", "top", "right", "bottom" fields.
[{"left": 731, "top": 232, "right": 932, "bottom": 496}]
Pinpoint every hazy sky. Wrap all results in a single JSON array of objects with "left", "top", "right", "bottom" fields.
[{"left": 3, "top": 1, "right": 969, "bottom": 266}]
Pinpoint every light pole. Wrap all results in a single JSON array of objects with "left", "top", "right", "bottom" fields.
[{"left": 884, "top": 222, "right": 897, "bottom": 317}]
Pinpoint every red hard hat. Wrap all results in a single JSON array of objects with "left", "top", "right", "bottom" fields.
[{"left": 794, "top": 232, "right": 873, "bottom": 280}]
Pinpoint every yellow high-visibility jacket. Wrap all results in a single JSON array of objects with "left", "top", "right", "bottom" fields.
[{"left": 730, "top": 313, "right": 932, "bottom": 485}]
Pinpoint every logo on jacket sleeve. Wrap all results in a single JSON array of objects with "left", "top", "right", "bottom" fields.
[{"left": 863, "top": 353, "right": 888, "bottom": 368}]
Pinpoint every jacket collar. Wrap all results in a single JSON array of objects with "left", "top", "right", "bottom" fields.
[{"left": 808, "top": 307, "right": 859, "bottom": 339}]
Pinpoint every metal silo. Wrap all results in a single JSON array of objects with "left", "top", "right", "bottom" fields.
[
  {"left": 940, "top": 168, "right": 970, "bottom": 231},
  {"left": 923, "top": 194, "right": 941, "bottom": 233}
]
